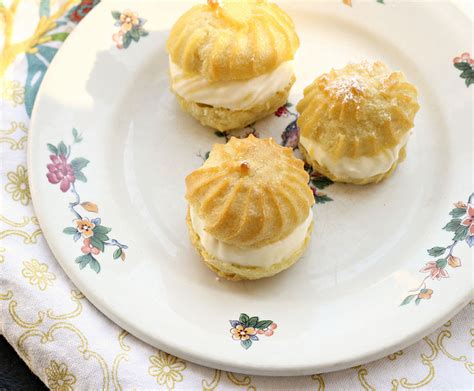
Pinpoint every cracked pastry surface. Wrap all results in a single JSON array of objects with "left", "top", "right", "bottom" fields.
[
  {"left": 185, "top": 135, "right": 315, "bottom": 280},
  {"left": 297, "top": 61, "right": 420, "bottom": 184},
  {"left": 167, "top": 0, "right": 299, "bottom": 131}
]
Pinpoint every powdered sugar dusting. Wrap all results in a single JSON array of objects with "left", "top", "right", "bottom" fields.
[{"left": 325, "top": 76, "right": 367, "bottom": 104}]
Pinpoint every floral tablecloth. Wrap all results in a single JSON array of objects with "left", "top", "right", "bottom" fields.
[{"left": 0, "top": 1, "right": 473, "bottom": 390}]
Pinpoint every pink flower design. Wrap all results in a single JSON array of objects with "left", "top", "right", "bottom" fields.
[
  {"left": 112, "top": 30, "right": 125, "bottom": 49},
  {"left": 420, "top": 261, "right": 449, "bottom": 280},
  {"left": 81, "top": 238, "right": 100, "bottom": 255},
  {"left": 275, "top": 106, "right": 290, "bottom": 117},
  {"left": 257, "top": 322, "right": 277, "bottom": 336},
  {"left": 46, "top": 155, "right": 75, "bottom": 192},
  {"left": 461, "top": 204, "right": 474, "bottom": 235},
  {"left": 453, "top": 52, "right": 473, "bottom": 65}
]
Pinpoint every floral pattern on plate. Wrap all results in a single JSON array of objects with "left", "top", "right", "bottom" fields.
[
  {"left": 112, "top": 9, "right": 149, "bottom": 49},
  {"left": 46, "top": 128, "right": 128, "bottom": 273},
  {"left": 453, "top": 53, "right": 474, "bottom": 87},
  {"left": 275, "top": 102, "right": 334, "bottom": 204},
  {"left": 230, "top": 313, "right": 277, "bottom": 349},
  {"left": 401, "top": 193, "right": 474, "bottom": 306}
]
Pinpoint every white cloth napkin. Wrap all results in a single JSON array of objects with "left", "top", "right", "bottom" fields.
[{"left": 1, "top": 1, "right": 473, "bottom": 390}]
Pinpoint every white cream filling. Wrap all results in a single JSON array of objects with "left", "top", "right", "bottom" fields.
[
  {"left": 300, "top": 133, "right": 410, "bottom": 180},
  {"left": 169, "top": 58, "right": 294, "bottom": 110},
  {"left": 190, "top": 207, "right": 313, "bottom": 268}
]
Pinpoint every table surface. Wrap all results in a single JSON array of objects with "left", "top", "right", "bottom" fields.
[{"left": 0, "top": 336, "right": 47, "bottom": 391}]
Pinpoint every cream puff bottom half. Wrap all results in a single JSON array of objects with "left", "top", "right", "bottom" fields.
[
  {"left": 175, "top": 77, "right": 295, "bottom": 131},
  {"left": 186, "top": 208, "right": 314, "bottom": 281},
  {"left": 299, "top": 141, "right": 407, "bottom": 185}
]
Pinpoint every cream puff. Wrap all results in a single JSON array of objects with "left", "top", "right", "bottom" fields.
[
  {"left": 297, "top": 61, "right": 420, "bottom": 184},
  {"left": 167, "top": 0, "right": 299, "bottom": 131},
  {"left": 185, "top": 135, "right": 314, "bottom": 280}
]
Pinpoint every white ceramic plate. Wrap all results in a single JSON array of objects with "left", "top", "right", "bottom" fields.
[{"left": 28, "top": 0, "right": 473, "bottom": 376}]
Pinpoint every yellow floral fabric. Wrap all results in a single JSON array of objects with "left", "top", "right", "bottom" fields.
[
  {"left": 21, "top": 259, "right": 56, "bottom": 291},
  {"left": 5, "top": 165, "right": 30, "bottom": 205},
  {"left": 0, "top": 80, "right": 25, "bottom": 106},
  {"left": 0, "top": 1, "right": 472, "bottom": 390},
  {"left": 149, "top": 351, "right": 187, "bottom": 390},
  {"left": 45, "top": 360, "right": 77, "bottom": 391}
]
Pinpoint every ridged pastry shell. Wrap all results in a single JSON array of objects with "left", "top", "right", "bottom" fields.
[
  {"left": 297, "top": 61, "right": 420, "bottom": 160},
  {"left": 167, "top": 0, "right": 299, "bottom": 81},
  {"left": 187, "top": 210, "right": 313, "bottom": 280},
  {"left": 185, "top": 135, "right": 314, "bottom": 248}
]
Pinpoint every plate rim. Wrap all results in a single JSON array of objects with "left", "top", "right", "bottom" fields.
[{"left": 27, "top": 0, "right": 473, "bottom": 376}]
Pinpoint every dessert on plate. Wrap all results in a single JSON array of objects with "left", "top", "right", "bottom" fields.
[
  {"left": 167, "top": 0, "right": 299, "bottom": 131},
  {"left": 297, "top": 61, "right": 420, "bottom": 185},
  {"left": 185, "top": 135, "right": 314, "bottom": 280}
]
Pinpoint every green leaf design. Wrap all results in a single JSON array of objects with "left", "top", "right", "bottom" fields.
[
  {"left": 93, "top": 233, "right": 110, "bottom": 242},
  {"left": 454, "top": 62, "right": 471, "bottom": 71},
  {"left": 113, "top": 248, "right": 122, "bottom": 260},
  {"left": 247, "top": 317, "right": 258, "bottom": 328},
  {"left": 436, "top": 258, "right": 448, "bottom": 268},
  {"left": 255, "top": 320, "right": 272, "bottom": 329},
  {"left": 58, "top": 141, "right": 67, "bottom": 156},
  {"left": 311, "top": 176, "right": 333, "bottom": 190},
  {"left": 63, "top": 227, "right": 78, "bottom": 235},
  {"left": 415, "top": 297, "right": 422, "bottom": 305},
  {"left": 93, "top": 225, "right": 112, "bottom": 234},
  {"left": 123, "top": 32, "right": 132, "bottom": 49},
  {"left": 427, "top": 247, "right": 446, "bottom": 257},
  {"left": 376, "top": 0, "right": 384, "bottom": 3},
  {"left": 111, "top": 10, "right": 121, "bottom": 20},
  {"left": 284, "top": 102, "right": 293, "bottom": 107},
  {"left": 315, "top": 194, "right": 333, "bottom": 204},
  {"left": 72, "top": 128, "right": 83, "bottom": 143},
  {"left": 239, "top": 313, "right": 249, "bottom": 324},
  {"left": 90, "top": 236, "right": 105, "bottom": 252},
  {"left": 453, "top": 225, "right": 469, "bottom": 241},
  {"left": 466, "top": 77, "right": 473, "bottom": 87},
  {"left": 75, "top": 254, "right": 92, "bottom": 270},
  {"left": 241, "top": 339, "right": 252, "bottom": 350},
  {"left": 460, "top": 69, "right": 474, "bottom": 78},
  {"left": 48, "top": 32, "right": 69, "bottom": 42},
  {"left": 74, "top": 171, "right": 87, "bottom": 182},
  {"left": 139, "top": 29, "right": 149, "bottom": 37},
  {"left": 47, "top": 143, "right": 58, "bottom": 155},
  {"left": 443, "top": 219, "right": 461, "bottom": 232},
  {"left": 89, "top": 257, "right": 101, "bottom": 273},
  {"left": 450, "top": 207, "right": 467, "bottom": 218},
  {"left": 130, "top": 28, "right": 140, "bottom": 42},
  {"left": 71, "top": 157, "right": 90, "bottom": 171},
  {"left": 400, "top": 295, "right": 416, "bottom": 306}
]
